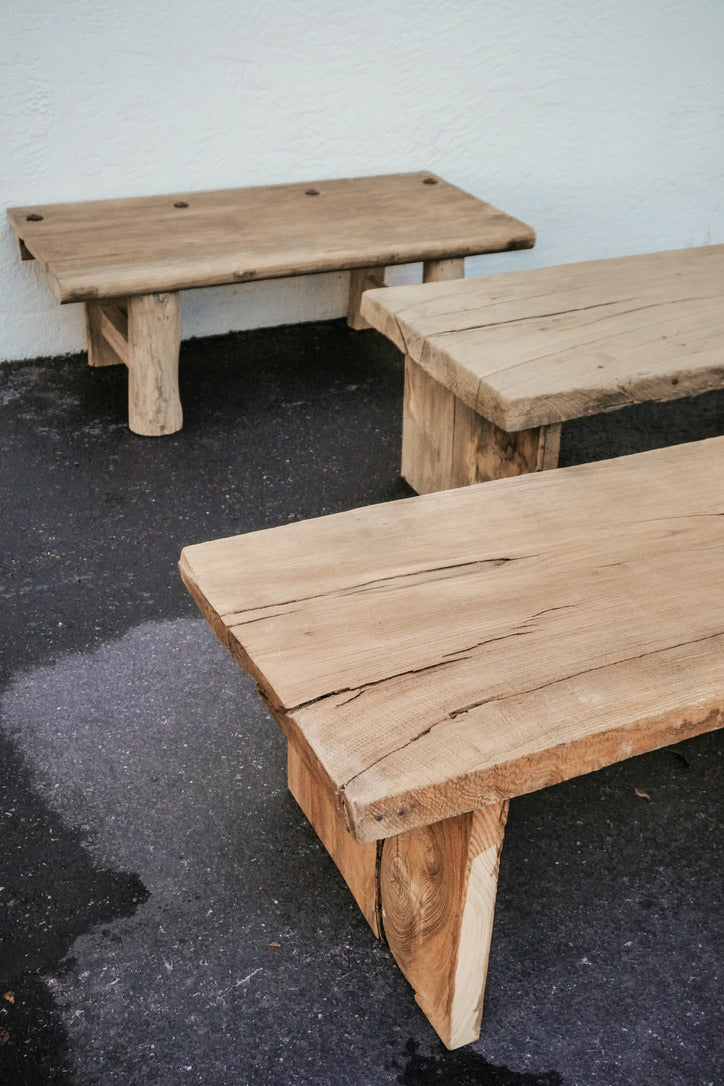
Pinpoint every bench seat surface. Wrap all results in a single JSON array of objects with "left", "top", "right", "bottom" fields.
[
  {"left": 6, "top": 172, "right": 534, "bottom": 303},
  {"left": 361, "top": 244, "right": 724, "bottom": 430},
  {"left": 180, "top": 436, "right": 724, "bottom": 845}
]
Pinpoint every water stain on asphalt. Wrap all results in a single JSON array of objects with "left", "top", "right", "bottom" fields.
[{"left": 0, "top": 728, "right": 149, "bottom": 1083}]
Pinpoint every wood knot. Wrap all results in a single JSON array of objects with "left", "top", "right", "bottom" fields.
[{"left": 380, "top": 826, "right": 451, "bottom": 951}]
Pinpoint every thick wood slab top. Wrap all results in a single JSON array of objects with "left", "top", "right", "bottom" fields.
[
  {"left": 180, "top": 437, "right": 724, "bottom": 844},
  {"left": 7, "top": 172, "right": 534, "bottom": 303},
  {"left": 361, "top": 245, "right": 724, "bottom": 430}
]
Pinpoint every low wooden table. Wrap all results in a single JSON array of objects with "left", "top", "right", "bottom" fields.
[
  {"left": 361, "top": 245, "right": 724, "bottom": 492},
  {"left": 7, "top": 173, "right": 534, "bottom": 435},
  {"left": 180, "top": 436, "right": 723, "bottom": 1048}
]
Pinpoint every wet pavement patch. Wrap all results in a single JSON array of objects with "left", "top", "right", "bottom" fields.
[{"left": 0, "top": 729, "right": 149, "bottom": 1082}]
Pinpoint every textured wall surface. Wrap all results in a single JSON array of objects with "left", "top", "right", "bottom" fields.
[{"left": 2, "top": 0, "right": 722, "bottom": 362}]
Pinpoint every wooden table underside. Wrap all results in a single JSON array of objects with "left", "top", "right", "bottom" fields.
[
  {"left": 179, "top": 437, "right": 724, "bottom": 1047},
  {"left": 7, "top": 172, "right": 534, "bottom": 436},
  {"left": 360, "top": 244, "right": 724, "bottom": 493}
]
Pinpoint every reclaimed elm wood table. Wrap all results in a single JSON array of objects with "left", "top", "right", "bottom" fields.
[
  {"left": 179, "top": 436, "right": 724, "bottom": 1047},
  {"left": 7, "top": 172, "right": 534, "bottom": 435},
  {"left": 360, "top": 244, "right": 724, "bottom": 492}
]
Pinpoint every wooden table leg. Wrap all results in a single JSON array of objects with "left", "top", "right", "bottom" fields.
[
  {"left": 402, "top": 357, "right": 561, "bottom": 493},
  {"left": 126, "top": 292, "right": 183, "bottom": 436},
  {"left": 347, "top": 267, "right": 387, "bottom": 330},
  {"left": 86, "top": 299, "right": 130, "bottom": 367},
  {"left": 423, "top": 257, "right": 465, "bottom": 282},
  {"left": 287, "top": 739, "right": 382, "bottom": 937},
  {"left": 380, "top": 801, "right": 509, "bottom": 1049},
  {"left": 285, "top": 734, "right": 508, "bottom": 1046},
  {"left": 405, "top": 255, "right": 561, "bottom": 493},
  {"left": 348, "top": 257, "right": 463, "bottom": 330},
  {"left": 85, "top": 293, "right": 183, "bottom": 435}
]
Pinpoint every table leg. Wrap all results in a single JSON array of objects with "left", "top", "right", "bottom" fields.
[
  {"left": 402, "top": 357, "right": 561, "bottom": 493},
  {"left": 423, "top": 257, "right": 465, "bottom": 282},
  {"left": 347, "top": 267, "right": 386, "bottom": 330},
  {"left": 287, "top": 734, "right": 508, "bottom": 1046},
  {"left": 287, "top": 739, "right": 382, "bottom": 937},
  {"left": 348, "top": 258, "right": 463, "bottom": 330},
  {"left": 379, "top": 801, "right": 508, "bottom": 1049},
  {"left": 85, "top": 299, "right": 129, "bottom": 367},
  {"left": 126, "top": 292, "right": 183, "bottom": 436}
]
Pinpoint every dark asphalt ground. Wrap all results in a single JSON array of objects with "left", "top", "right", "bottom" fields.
[{"left": 1, "top": 319, "right": 722, "bottom": 1085}]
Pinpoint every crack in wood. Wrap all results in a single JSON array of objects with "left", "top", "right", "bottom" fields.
[
  {"left": 426, "top": 296, "right": 635, "bottom": 340},
  {"left": 441, "top": 628, "right": 533, "bottom": 660},
  {"left": 221, "top": 555, "right": 537, "bottom": 625},
  {"left": 340, "top": 630, "right": 724, "bottom": 793},
  {"left": 287, "top": 656, "right": 463, "bottom": 716},
  {"left": 421, "top": 294, "right": 720, "bottom": 348},
  {"left": 466, "top": 300, "right": 723, "bottom": 386}
]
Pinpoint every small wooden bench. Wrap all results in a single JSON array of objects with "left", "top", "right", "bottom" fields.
[
  {"left": 6, "top": 173, "right": 534, "bottom": 436},
  {"left": 179, "top": 436, "right": 724, "bottom": 1049},
  {"left": 360, "top": 245, "right": 724, "bottom": 492}
]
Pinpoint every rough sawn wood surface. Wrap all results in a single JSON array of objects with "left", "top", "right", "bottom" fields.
[{"left": 179, "top": 436, "right": 724, "bottom": 846}]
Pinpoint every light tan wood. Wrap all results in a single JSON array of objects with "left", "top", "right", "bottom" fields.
[
  {"left": 423, "top": 257, "right": 465, "bottom": 282},
  {"left": 126, "top": 292, "right": 182, "bottom": 436},
  {"left": 347, "top": 267, "right": 386, "bottom": 330},
  {"left": 85, "top": 300, "right": 128, "bottom": 367},
  {"left": 361, "top": 245, "right": 724, "bottom": 433},
  {"left": 380, "top": 802, "right": 508, "bottom": 1049},
  {"left": 399, "top": 257, "right": 470, "bottom": 486},
  {"left": 100, "top": 302, "right": 130, "bottom": 365},
  {"left": 401, "top": 354, "right": 561, "bottom": 493},
  {"left": 179, "top": 436, "right": 724, "bottom": 1046},
  {"left": 287, "top": 737, "right": 381, "bottom": 937},
  {"left": 8, "top": 173, "right": 533, "bottom": 436},
  {"left": 179, "top": 436, "right": 724, "bottom": 845},
  {"left": 7, "top": 173, "right": 534, "bottom": 303}
]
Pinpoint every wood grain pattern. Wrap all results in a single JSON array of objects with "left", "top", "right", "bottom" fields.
[
  {"left": 126, "top": 292, "right": 182, "bottom": 435},
  {"left": 85, "top": 300, "right": 128, "bottom": 367},
  {"left": 360, "top": 245, "right": 724, "bottom": 431},
  {"left": 380, "top": 802, "right": 508, "bottom": 1048},
  {"left": 7, "top": 173, "right": 534, "bottom": 303},
  {"left": 99, "top": 303, "right": 130, "bottom": 365},
  {"left": 401, "top": 354, "right": 561, "bottom": 492},
  {"left": 179, "top": 437, "right": 724, "bottom": 845}
]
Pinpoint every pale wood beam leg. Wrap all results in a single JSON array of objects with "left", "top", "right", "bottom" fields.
[
  {"left": 422, "top": 256, "right": 465, "bottom": 282},
  {"left": 401, "top": 357, "right": 561, "bottom": 493},
  {"left": 126, "top": 292, "right": 183, "bottom": 436},
  {"left": 85, "top": 299, "right": 129, "bottom": 367},
  {"left": 347, "top": 267, "right": 386, "bottom": 330},
  {"left": 287, "top": 739, "right": 382, "bottom": 938},
  {"left": 380, "top": 801, "right": 508, "bottom": 1050}
]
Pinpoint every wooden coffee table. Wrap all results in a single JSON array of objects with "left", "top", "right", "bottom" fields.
[
  {"left": 7, "top": 173, "right": 534, "bottom": 435},
  {"left": 361, "top": 244, "right": 724, "bottom": 492}
]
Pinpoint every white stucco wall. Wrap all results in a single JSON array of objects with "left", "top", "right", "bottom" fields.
[{"left": 2, "top": 0, "right": 722, "bottom": 362}]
